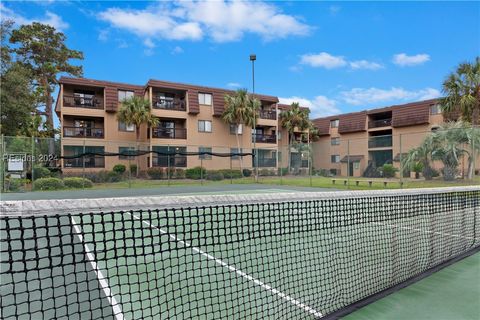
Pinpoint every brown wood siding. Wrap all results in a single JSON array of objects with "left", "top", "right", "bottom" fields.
[
  {"left": 212, "top": 91, "right": 226, "bottom": 116},
  {"left": 312, "top": 118, "right": 331, "bottom": 136},
  {"left": 338, "top": 111, "right": 367, "bottom": 133},
  {"left": 104, "top": 87, "right": 118, "bottom": 112},
  {"left": 187, "top": 90, "right": 199, "bottom": 114},
  {"left": 392, "top": 104, "right": 430, "bottom": 127}
]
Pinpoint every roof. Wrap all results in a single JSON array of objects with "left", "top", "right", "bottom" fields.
[
  {"left": 59, "top": 77, "right": 144, "bottom": 91},
  {"left": 340, "top": 155, "right": 364, "bottom": 163}
]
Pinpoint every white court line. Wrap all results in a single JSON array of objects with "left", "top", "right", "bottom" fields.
[
  {"left": 372, "top": 221, "right": 479, "bottom": 241},
  {"left": 127, "top": 212, "right": 323, "bottom": 318},
  {"left": 71, "top": 217, "right": 125, "bottom": 320}
]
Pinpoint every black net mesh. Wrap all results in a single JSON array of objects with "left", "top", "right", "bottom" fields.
[{"left": 1, "top": 188, "right": 479, "bottom": 319}]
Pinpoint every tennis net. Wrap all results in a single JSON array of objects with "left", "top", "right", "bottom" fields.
[{"left": 1, "top": 186, "right": 479, "bottom": 319}]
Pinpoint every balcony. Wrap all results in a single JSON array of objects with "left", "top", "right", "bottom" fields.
[
  {"left": 255, "top": 158, "right": 277, "bottom": 167},
  {"left": 368, "top": 118, "right": 392, "bottom": 129},
  {"left": 152, "top": 128, "right": 187, "bottom": 139},
  {"left": 63, "top": 127, "right": 104, "bottom": 138},
  {"left": 63, "top": 156, "right": 105, "bottom": 168},
  {"left": 252, "top": 133, "right": 276, "bottom": 144},
  {"left": 368, "top": 135, "right": 392, "bottom": 148},
  {"left": 152, "top": 98, "right": 186, "bottom": 111},
  {"left": 63, "top": 95, "right": 103, "bottom": 109},
  {"left": 259, "top": 110, "right": 277, "bottom": 120}
]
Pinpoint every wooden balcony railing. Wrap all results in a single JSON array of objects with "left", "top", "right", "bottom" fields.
[
  {"left": 63, "top": 95, "right": 103, "bottom": 109},
  {"left": 152, "top": 128, "right": 187, "bottom": 139},
  {"left": 368, "top": 118, "right": 392, "bottom": 129},
  {"left": 252, "top": 133, "right": 276, "bottom": 144},
  {"left": 63, "top": 127, "right": 104, "bottom": 138}
]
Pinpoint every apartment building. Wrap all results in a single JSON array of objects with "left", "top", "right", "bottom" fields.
[
  {"left": 312, "top": 99, "right": 479, "bottom": 177},
  {"left": 56, "top": 77, "right": 301, "bottom": 172}
]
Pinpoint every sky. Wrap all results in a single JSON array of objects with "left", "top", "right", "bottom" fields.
[{"left": 2, "top": 1, "right": 479, "bottom": 120}]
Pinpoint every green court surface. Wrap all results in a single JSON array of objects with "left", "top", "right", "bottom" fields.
[{"left": 344, "top": 252, "right": 480, "bottom": 320}]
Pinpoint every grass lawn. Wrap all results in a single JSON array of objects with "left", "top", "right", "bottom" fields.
[{"left": 90, "top": 175, "right": 480, "bottom": 191}]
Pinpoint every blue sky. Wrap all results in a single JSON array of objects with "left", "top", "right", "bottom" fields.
[{"left": 2, "top": 1, "right": 479, "bottom": 119}]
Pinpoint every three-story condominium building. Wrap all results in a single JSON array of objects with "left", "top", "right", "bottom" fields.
[{"left": 56, "top": 77, "right": 297, "bottom": 172}]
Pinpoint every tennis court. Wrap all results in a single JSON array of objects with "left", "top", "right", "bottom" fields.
[{"left": 1, "top": 186, "right": 479, "bottom": 319}]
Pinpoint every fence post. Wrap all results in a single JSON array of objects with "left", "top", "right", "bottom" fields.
[
  {"left": 200, "top": 157, "right": 204, "bottom": 185},
  {"left": 31, "top": 136, "right": 35, "bottom": 191},
  {"left": 82, "top": 138, "right": 86, "bottom": 188},
  {"left": 399, "top": 134, "right": 403, "bottom": 188},
  {"left": 309, "top": 143, "right": 313, "bottom": 187},
  {"left": 167, "top": 147, "right": 171, "bottom": 186},
  {"left": 230, "top": 155, "right": 233, "bottom": 184}
]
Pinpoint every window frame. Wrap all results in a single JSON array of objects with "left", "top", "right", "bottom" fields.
[
  {"left": 331, "top": 155, "right": 340, "bottom": 163},
  {"left": 331, "top": 137, "right": 340, "bottom": 146},
  {"left": 330, "top": 119, "right": 339, "bottom": 128},
  {"left": 118, "top": 90, "right": 134, "bottom": 102},
  {"left": 198, "top": 120, "right": 212, "bottom": 133},
  {"left": 198, "top": 93, "right": 213, "bottom": 106},
  {"left": 430, "top": 104, "right": 442, "bottom": 115},
  {"left": 199, "top": 147, "right": 212, "bottom": 160},
  {"left": 229, "top": 124, "right": 243, "bottom": 135},
  {"left": 118, "top": 121, "right": 135, "bottom": 132}
]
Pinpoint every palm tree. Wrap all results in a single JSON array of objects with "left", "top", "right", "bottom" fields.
[
  {"left": 279, "top": 103, "right": 311, "bottom": 173},
  {"left": 402, "top": 136, "right": 436, "bottom": 180},
  {"left": 440, "top": 57, "right": 480, "bottom": 124},
  {"left": 222, "top": 89, "right": 258, "bottom": 173},
  {"left": 117, "top": 96, "right": 158, "bottom": 176}
]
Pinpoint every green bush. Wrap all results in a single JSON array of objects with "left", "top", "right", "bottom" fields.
[
  {"left": 166, "top": 167, "right": 176, "bottom": 179},
  {"left": 382, "top": 164, "right": 398, "bottom": 178},
  {"left": 147, "top": 167, "right": 164, "bottom": 180},
  {"left": 219, "top": 169, "right": 242, "bottom": 179},
  {"left": 259, "top": 169, "right": 276, "bottom": 176},
  {"left": 186, "top": 166, "right": 206, "bottom": 179},
  {"left": 63, "top": 177, "right": 93, "bottom": 188},
  {"left": 206, "top": 171, "right": 224, "bottom": 181},
  {"left": 129, "top": 164, "right": 138, "bottom": 174},
  {"left": 7, "top": 178, "right": 30, "bottom": 191},
  {"left": 175, "top": 168, "right": 185, "bottom": 179},
  {"left": 113, "top": 164, "right": 126, "bottom": 174},
  {"left": 33, "top": 166, "right": 51, "bottom": 180},
  {"left": 107, "top": 171, "right": 123, "bottom": 182},
  {"left": 242, "top": 169, "right": 252, "bottom": 177},
  {"left": 277, "top": 168, "right": 289, "bottom": 176},
  {"left": 34, "top": 177, "right": 64, "bottom": 190}
]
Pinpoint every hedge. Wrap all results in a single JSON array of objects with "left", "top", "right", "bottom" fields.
[
  {"left": 186, "top": 167, "right": 206, "bottom": 179},
  {"left": 34, "top": 177, "right": 64, "bottom": 190},
  {"left": 63, "top": 177, "right": 93, "bottom": 188}
]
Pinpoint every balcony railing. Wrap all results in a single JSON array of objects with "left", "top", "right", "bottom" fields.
[
  {"left": 368, "top": 118, "right": 392, "bottom": 129},
  {"left": 63, "top": 127, "right": 104, "bottom": 138},
  {"left": 63, "top": 95, "right": 103, "bottom": 109},
  {"left": 368, "top": 135, "right": 393, "bottom": 148},
  {"left": 259, "top": 110, "right": 277, "bottom": 120},
  {"left": 254, "top": 158, "right": 277, "bottom": 167},
  {"left": 152, "top": 155, "right": 187, "bottom": 167},
  {"left": 252, "top": 133, "right": 276, "bottom": 144},
  {"left": 63, "top": 156, "right": 105, "bottom": 168},
  {"left": 152, "top": 128, "right": 187, "bottom": 139},
  {"left": 152, "top": 98, "right": 186, "bottom": 111}
]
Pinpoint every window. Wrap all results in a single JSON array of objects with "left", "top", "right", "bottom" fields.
[
  {"left": 331, "top": 155, "right": 340, "bottom": 163},
  {"left": 119, "top": 147, "right": 135, "bottom": 160},
  {"left": 198, "top": 120, "right": 212, "bottom": 132},
  {"left": 330, "top": 119, "right": 339, "bottom": 128},
  {"left": 199, "top": 147, "right": 212, "bottom": 160},
  {"left": 198, "top": 93, "right": 212, "bottom": 105},
  {"left": 354, "top": 162, "right": 360, "bottom": 170},
  {"left": 231, "top": 148, "right": 242, "bottom": 160},
  {"left": 118, "top": 90, "right": 134, "bottom": 102},
  {"left": 230, "top": 124, "right": 243, "bottom": 135},
  {"left": 430, "top": 104, "right": 442, "bottom": 115},
  {"left": 331, "top": 137, "right": 340, "bottom": 146},
  {"left": 118, "top": 121, "right": 135, "bottom": 132},
  {"left": 330, "top": 168, "right": 338, "bottom": 176}
]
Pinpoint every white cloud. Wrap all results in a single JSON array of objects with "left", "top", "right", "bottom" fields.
[
  {"left": 340, "top": 87, "right": 441, "bottom": 106},
  {"left": 98, "top": 1, "right": 310, "bottom": 44},
  {"left": 279, "top": 96, "right": 341, "bottom": 118},
  {"left": 0, "top": 4, "right": 69, "bottom": 31},
  {"left": 392, "top": 53, "right": 430, "bottom": 66},
  {"left": 143, "top": 38, "right": 155, "bottom": 48},
  {"left": 300, "top": 52, "right": 347, "bottom": 69},
  {"left": 98, "top": 29, "right": 109, "bottom": 41},
  {"left": 227, "top": 82, "right": 241, "bottom": 88},
  {"left": 171, "top": 46, "right": 184, "bottom": 55},
  {"left": 349, "top": 60, "right": 383, "bottom": 70}
]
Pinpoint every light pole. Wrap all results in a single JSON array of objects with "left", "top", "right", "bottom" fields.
[{"left": 250, "top": 54, "right": 258, "bottom": 182}]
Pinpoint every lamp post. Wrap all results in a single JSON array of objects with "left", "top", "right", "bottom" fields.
[{"left": 250, "top": 54, "right": 258, "bottom": 182}]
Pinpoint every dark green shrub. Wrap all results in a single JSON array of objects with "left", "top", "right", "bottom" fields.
[
  {"left": 166, "top": 167, "right": 176, "bottom": 179},
  {"left": 63, "top": 177, "right": 93, "bottom": 188},
  {"left": 242, "top": 169, "right": 252, "bottom": 177},
  {"left": 206, "top": 171, "right": 224, "bottom": 181},
  {"left": 219, "top": 169, "right": 242, "bottom": 179},
  {"left": 129, "top": 164, "right": 138, "bottom": 174},
  {"left": 33, "top": 166, "right": 51, "bottom": 180},
  {"left": 147, "top": 167, "right": 164, "bottom": 180},
  {"left": 7, "top": 178, "right": 29, "bottom": 191},
  {"left": 107, "top": 171, "right": 123, "bottom": 182},
  {"left": 277, "top": 168, "right": 288, "bottom": 176},
  {"left": 34, "top": 177, "right": 64, "bottom": 190},
  {"left": 175, "top": 168, "right": 185, "bottom": 179},
  {"left": 186, "top": 166, "right": 206, "bottom": 179},
  {"left": 113, "top": 164, "right": 126, "bottom": 174},
  {"left": 382, "top": 164, "right": 398, "bottom": 178}
]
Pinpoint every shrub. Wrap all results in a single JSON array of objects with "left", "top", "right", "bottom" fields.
[
  {"left": 7, "top": 178, "right": 30, "bottom": 191},
  {"left": 147, "top": 167, "right": 164, "bottom": 180},
  {"left": 175, "top": 168, "right": 185, "bottom": 179},
  {"left": 259, "top": 169, "right": 276, "bottom": 176},
  {"left": 34, "top": 177, "right": 64, "bottom": 190},
  {"left": 219, "top": 169, "right": 242, "bottom": 179},
  {"left": 33, "top": 166, "right": 51, "bottom": 180},
  {"left": 206, "top": 171, "right": 224, "bottom": 181},
  {"left": 277, "top": 168, "right": 289, "bottom": 176},
  {"left": 412, "top": 163, "right": 423, "bottom": 179},
  {"left": 113, "top": 164, "right": 126, "bottom": 174},
  {"left": 129, "top": 164, "right": 138, "bottom": 174},
  {"left": 166, "top": 167, "right": 176, "bottom": 179},
  {"left": 382, "top": 164, "right": 398, "bottom": 178},
  {"left": 242, "top": 169, "right": 252, "bottom": 177},
  {"left": 63, "top": 177, "right": 93, "bottom": 188},
  {"left": 186, "top": 166, "right": 206, "bottom": 179},
  {"left": 313, "top": 169, "right": 330, "bottom": 177},
  {"left": 106, "top": 171, "right": 123, "bottom": 183}
]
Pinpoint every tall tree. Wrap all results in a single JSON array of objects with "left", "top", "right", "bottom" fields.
[
  {"left": 279, "top": 103, "right": 311, "bottom": 172},
  {"left": 117, "top": 96, "right": 159, "bottom": 176},
  {"left": 440, "top": 57, "right": 480, "bottom": 124},
  {"left": 10, "top": 22, "right": 84, "bottom": 136},
  {"left": 222, "top": 89, "right": 258, "bottom": 173}
]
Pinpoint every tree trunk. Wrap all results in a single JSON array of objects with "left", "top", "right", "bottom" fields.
[
  {"left": 42, "top": 78, "right": 56, "bottom": 167},
  {"left": 466, "top": 157, "right": 474, "bottom": 180}
]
